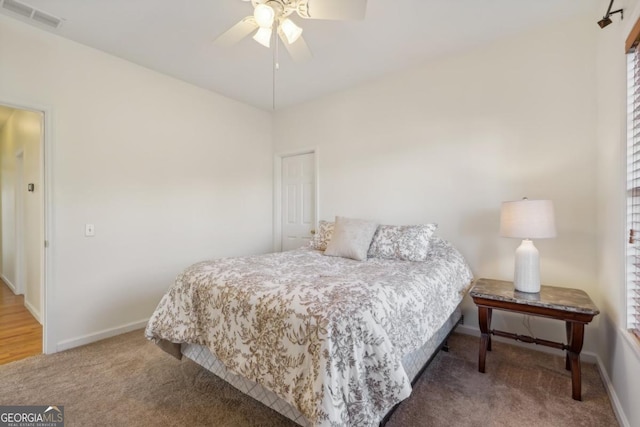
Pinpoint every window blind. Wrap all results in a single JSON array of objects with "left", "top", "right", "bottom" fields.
[{"left": 627, "top": 42, "right": 640, "bottom": 340}]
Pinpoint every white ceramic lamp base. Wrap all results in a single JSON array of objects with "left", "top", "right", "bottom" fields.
[{"left": 513, "top": 239, "right": 541, "bottom": 293}]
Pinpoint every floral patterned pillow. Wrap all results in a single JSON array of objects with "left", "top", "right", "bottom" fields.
[
  {"left": 309, "top": 220, "right": 335, "bottom": 251},
  {"left": 367, "top": 224, "right": 438, "bottom": 261}
]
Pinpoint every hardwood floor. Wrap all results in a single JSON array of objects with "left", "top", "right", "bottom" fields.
[{"left": 0, "top": 280, "right": 42, "bottom": 364}]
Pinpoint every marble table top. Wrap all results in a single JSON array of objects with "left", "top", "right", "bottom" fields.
[{"left": 470, "top": 278, "right": 600, "bottom": 315}]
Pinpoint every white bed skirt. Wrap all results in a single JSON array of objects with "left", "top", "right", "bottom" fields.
[{"left": 181, "top": 305, "right": 462, "bottom": 426}]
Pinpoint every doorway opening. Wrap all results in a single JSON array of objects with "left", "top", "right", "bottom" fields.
[{"left": 0, "top": 103, "right": 47, "bottom": 364}]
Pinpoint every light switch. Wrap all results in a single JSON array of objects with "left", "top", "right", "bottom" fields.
[{"left": 85, "top": 224, "right": 95, "bottom": 237}]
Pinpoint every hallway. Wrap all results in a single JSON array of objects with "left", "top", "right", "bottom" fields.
[{"left": 0, "top": 280, "right": 41, "bottom": 364}]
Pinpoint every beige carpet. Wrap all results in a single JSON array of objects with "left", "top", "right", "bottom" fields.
[{"left": 0, "top": 331, "right": 618, "bottom": 426}]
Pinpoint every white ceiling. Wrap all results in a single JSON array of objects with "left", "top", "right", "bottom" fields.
[{"left": 3, "top": 0, "right": 597, "bottom": 110}]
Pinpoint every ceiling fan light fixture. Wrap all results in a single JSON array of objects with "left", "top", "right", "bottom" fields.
[
  {"left": 280, "top": 18, "right": 303, "bottom": 44},
  {"left": 254, "top": 4, "right": 275, "bottom": 28},
  {"left": 253, "top": 26, "right": 272, "bottom": 47}
]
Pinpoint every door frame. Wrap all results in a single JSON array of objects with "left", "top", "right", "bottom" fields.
[
  {"left": 0, "top": 97, "right": 54, "bottom": 354},
  {"left": 273, "top": 148, "right": 319, "bottom": 252}
]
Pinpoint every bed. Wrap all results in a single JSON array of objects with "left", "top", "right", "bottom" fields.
[{"left": 145, "top": 233, "right": 473, "bottom": 427}]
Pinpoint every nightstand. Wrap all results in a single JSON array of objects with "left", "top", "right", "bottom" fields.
[{"left": 469, "top": 278, "right": 600, "bottom": 401}]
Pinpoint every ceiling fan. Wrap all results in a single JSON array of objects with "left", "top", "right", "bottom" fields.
[{"left": 214, "top": 0, "right": 368, "bottom": 62}]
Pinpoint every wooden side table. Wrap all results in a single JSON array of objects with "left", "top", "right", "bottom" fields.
[{"left": 469, "top": 278, "right": 599, "bottom": 401}]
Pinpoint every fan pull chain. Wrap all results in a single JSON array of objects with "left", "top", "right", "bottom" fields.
[{"left": 272, "top": 29, "right": 280, "bottom": 110}]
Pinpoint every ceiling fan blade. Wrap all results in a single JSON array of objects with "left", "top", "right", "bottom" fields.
[
  {"left": 279, "top": 32, "right": 312, "bottom": 62},
  {"left": 298, "top": 0, "right": 367, "bottom": 20},
  {"left": 214, "top": 17, "right": 259, "bottom": 47}
]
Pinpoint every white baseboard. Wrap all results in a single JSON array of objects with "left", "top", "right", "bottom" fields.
[
  {"left": 56, "top": 318, "right": 149, "bottom": 352},
  {"left": 594, "top": 353, "right": 631, "bottom": 427},
  {"left": 23, "top": 299, "right": 42, "bottom": 325},
  {"left": 1, "top": 273, "right": 39, "bottom": 324},
  {"left": 1, "top": 273, "right": 17, "bottom": 294},
  {"left": 456, "top": 324, "right": 631, "bottom": 424}
]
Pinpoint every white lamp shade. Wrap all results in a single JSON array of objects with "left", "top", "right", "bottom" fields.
[
  {"left": 500, "top": 199, "right": 556, "bottom": 239},
  {"left": 253, "top": 27, "right": 272, "bottom": 47},
  {"left": 254, "top": 4, "right": 275, "bottom": 28},
  {"left": 280, "top": 18, "right": 303, "bottom": 44}
]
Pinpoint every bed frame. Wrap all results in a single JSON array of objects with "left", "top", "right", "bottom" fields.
[
  {"left": 181, "top": 306, "right": 464, "bottom": 426},
  {"left": 379, "top": 313, "right": 464, "bottom": 426}
]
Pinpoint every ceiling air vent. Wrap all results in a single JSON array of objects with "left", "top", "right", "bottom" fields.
[
  {"left": 0, "top": 0, "right": 62, "bottom": 29},
  {"left": 2, "top": 0, "right": 32, "bottom": 18},
  {"left": 32, "top": 10, "right": 61, "bottom": 28}
]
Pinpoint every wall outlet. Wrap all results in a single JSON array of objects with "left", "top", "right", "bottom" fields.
[{"left": 85, "top": 224, "right": 95, "bottom": 237}]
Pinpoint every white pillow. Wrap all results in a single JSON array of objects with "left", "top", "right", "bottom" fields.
[
  {"left": 324, "top": 216, "right": 378, "bottom": 261},
  {"left": 367, "top": 224, "right": 438, "bottom": 261}
]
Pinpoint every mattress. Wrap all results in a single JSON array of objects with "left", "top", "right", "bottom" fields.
[{"left": 182, "top": 306, "right": 463, "bottom": 426}]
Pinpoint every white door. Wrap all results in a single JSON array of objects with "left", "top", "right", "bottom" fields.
[{"left": 281, "top": 153, "right": 315, "bottom": 251}]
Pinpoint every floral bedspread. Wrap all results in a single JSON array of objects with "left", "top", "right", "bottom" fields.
[{"left": 145, "top": 238, "right": 473, "bottom": 426}]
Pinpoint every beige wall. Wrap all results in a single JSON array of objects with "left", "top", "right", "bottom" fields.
[
  {"left": 0, "top": 108, "right": 43, "bottom": 321},
  {"left": 275, "top": 15, "right": 600, "bottom": 350},
  {"left": 0, "top": 14, "right": 274, "bottom": 350},
  {"left": 595, "top": 0, "right": 640, "bottom": 425},
  {"left": 273, "top": 7, "right": 640, "bottom": 424}
]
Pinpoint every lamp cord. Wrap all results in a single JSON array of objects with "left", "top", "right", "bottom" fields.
[{"left": 522, "top": 315, "right": 534, "bottom": 337}]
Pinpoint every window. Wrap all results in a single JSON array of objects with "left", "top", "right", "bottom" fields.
[{"left": 626, "top": 23, "right": 640, "bottom": 340}]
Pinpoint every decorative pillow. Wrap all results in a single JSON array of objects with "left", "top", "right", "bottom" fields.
[
  {"left": 367, "top": 223, "right": 438, "bottom": 262},
  {"left": 309, "top": 220, "right": 334, "bottom": 251},
  {"left": 324, "top": 216, "right": 379, "bottom": 261}
]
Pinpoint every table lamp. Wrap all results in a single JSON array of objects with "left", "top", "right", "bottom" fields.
[{"left": 500, "top": 198, "right": 556, "bottom": 293}]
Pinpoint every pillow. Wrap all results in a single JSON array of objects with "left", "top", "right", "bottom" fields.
[
  {"left": 367, "top": 223, "right": 438, "bottom": 262},
  {"left": 324, "top": 216, "right": 379, "bottom": 261},
  {"left": 309, "top": 220, "right": 334, "bottom": 251}
]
